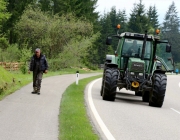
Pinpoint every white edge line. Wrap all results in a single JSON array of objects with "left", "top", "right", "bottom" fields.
[
  {"left": 88, "top": 78, "right": 116, "bottom": 140},
  {"left": 170, "top": 108, "right": 180, "bottom": 115}
]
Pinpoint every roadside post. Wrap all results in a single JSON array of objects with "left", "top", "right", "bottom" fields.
[
  {"left": 76, "top": 71, "right": 79, "bottom": 85},
  {"left": 175, "top": 68, "right": 179, "bottom": 75}
]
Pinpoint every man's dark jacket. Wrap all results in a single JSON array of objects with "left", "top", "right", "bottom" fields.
[{"left": 29, "top": 54, "right": 48, "bottom": 72}]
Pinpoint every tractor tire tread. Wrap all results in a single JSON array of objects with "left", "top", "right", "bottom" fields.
[
  {"left": 149, "top": 74, "right": 167, "bottom": 107},
  {"left": 102, "top": 68, "right": 118, "bottom": 101}
]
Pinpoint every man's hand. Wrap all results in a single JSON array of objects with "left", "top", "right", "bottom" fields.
[
  {"left": 28, "top": 70, "right": 31, "bottom": 74},
  {"left": 131, "top": 49, "right": 135, "bottom": 53},
  {"left": 44, "top": 70, "right": 48, "bottom": 74}
]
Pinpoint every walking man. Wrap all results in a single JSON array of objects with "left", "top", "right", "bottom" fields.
[{"left": 28, "top": 48, "right": 48, "bottom": 95}]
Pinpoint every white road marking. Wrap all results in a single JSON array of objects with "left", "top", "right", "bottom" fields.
[
  {"left": 88, "top": 78, "right": 116, "bottom": 140},
  {"left": 171, "top": 108, "right": 180, "bottom": 115}
]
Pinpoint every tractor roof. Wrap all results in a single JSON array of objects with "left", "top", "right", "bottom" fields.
[{"left": 119, "top": 32, "right": 160, "bottom": 41}]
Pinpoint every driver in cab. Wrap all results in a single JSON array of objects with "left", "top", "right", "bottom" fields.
[{"left": 127, "top": 40, "right": 138, "bottom": 56}]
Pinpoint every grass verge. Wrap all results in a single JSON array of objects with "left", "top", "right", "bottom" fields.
[
  {"left": 59, "top": 75, "right": 102, "bottom": 140},
  {"left": 0, "top": 66, "right": 102, "bottom": 100}
]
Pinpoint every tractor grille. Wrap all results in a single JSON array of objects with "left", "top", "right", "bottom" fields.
[{"left": 130, "top": 62, "right": 144, "bottom": 72}]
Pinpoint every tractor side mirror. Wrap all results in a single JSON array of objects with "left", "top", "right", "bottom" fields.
[
  {"left": 106, "top": 37, "right": 112, "bottom": 45},
  {"left": 166, "top": 44, "right": 171, "bottom": 52}
]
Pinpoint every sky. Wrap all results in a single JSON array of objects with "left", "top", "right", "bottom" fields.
[{"left": 95, "top": 0, "right": 180, "bottom": 24}]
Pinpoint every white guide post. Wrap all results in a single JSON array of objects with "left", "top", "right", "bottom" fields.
[{"left": 76, "top": 71, "right": 79, "bottom": 85}]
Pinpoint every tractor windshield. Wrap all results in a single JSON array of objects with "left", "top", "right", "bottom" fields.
[{"left": 121, "top": 38, "right": 152, "bottom": 59}]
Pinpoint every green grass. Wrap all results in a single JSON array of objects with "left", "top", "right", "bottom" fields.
[
  {"left": 0, "top": 70, "right": 32, "bottom": 100},
  {"left": 59, "top": 75, "right": 102, "bottom": 140},
  {"left": 0, "top": 66, "right": 102, "bottom": 100}
]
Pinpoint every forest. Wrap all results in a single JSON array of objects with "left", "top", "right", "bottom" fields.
[{"left": 0, "top": 0, "right": 180, "bottom": 71}]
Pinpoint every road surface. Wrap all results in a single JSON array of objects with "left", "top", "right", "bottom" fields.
[
  {"left": 85, "top": 75, "right": 180, "bottom": 140},
  {"left": 0, "top": 73, "right": 100, "bottom": 140}
]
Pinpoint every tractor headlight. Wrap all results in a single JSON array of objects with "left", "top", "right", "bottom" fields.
[{"left": 139, "top": 73, "right": 143, "bottom": 76}]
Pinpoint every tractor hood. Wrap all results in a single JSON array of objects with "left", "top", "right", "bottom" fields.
[{"left": 128, "top": 58, "right": 145, "bottom": 73}]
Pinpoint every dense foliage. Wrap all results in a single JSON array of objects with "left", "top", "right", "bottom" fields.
[{"left": 0, "top": 0, "right": 180, "bottom": 71}]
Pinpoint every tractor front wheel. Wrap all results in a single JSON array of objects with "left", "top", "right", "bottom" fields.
[
  {"left": 149, "top": 73, "right": 167, "bottom": 107},
  {"left": 102, "top": 68, "right": 118, "bottom": 101}
]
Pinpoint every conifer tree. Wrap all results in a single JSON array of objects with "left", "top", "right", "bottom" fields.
[
  {"left": 128, "top": 0, "right": 149, "bottom": 33},
  {"left": 147, "top": 5, "right": 159, "bottom": 29},
  {"left": 2, "top": 0, "right": 33, "bottom": 44},
  {"left": 116, "top": 9, "right": 127, "bottom": 33},
  {"left": 161, "top": 1, "right": 180, "bottom": 62}
]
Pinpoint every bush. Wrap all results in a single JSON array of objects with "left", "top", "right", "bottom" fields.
[
  {"left": 48, "top": 59, "right": 63, "bottom": 71},
  {"left": 0, "top": 44, "right": 20, "bottom": 62},
  {"left": 0, "top": 37, "right": 9, "bottom": 49},
  {"left": 20, "top": 64, "right": 28, "bottom": 74}
]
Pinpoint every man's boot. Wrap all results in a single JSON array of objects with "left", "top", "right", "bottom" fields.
[
  {"left": 31, "top": 87, "right": 37, "bottom": 93},
  {"left": 37, "top": 88, "right": 40, "bottom": 95}
]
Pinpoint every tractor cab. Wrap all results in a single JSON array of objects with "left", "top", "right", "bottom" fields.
[{"left": 117, "top": 33, "right": 154, "bottom": 74}]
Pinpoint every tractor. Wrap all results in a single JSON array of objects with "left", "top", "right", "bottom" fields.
[{"left": 100, "top": 25, "right": 174, "bottom": 107}]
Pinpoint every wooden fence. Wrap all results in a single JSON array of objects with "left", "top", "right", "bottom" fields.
[{"left": 0, "top": 62, "right": 23, "bottom": 71}]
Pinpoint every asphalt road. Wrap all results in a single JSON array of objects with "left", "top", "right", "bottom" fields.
[
  {"left": 0, "top": 73, "right": 101, "bottom": 140},
  {"left": 85, "top": 75, "right": 180, "bottom": 140}
]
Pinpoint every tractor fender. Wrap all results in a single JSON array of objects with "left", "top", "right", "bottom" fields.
[
  {"left": 153, "top": 61, "right": 166, "bottom": 74},
  {"left": 105, "top": 55, "right": 118, "bottom": 68},
  {"left": 153, "top": 70, "right": 166, "bottom": 74},
  {"left": 106, "top": 55, "right": 113, "bottom": 63}
]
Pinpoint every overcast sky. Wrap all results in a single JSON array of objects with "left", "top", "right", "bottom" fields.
[{"left": 95, "top": 0, "right": 180, "bottom": 24}]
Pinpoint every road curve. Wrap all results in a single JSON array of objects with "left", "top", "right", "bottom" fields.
[
  {"left": 0, "top": 73, "right": 101, "bottom": 140},
  {"left": 85, "top": 75, "right": 180, "bottom": 140}
]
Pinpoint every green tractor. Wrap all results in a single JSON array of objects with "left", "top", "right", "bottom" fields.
[{"left": 100, "top": 26, "right": 174, "bottom": 107}]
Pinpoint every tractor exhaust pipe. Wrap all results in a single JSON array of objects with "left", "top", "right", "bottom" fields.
[{"left": 141, "top": 30, "right": 148, "bottom": 60}]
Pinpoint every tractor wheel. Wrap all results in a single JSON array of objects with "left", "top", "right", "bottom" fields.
[
  {"left": 149, "top": 73, "right": 167, "bottom": 107},
  {"left": 100, "top": 79, "right": 104, "bottom": 96},
  {"left": 102, "top": 68, "right": 118, "bottom": 101},
  {"left": 100, "top": 67, "right": 107, "bottom": 96},
  {"left": 135, "top": 91, "right": 142, "bottom": 96},
  {"left": 142, "top": 91, "right": 149, "bottom": 102}
]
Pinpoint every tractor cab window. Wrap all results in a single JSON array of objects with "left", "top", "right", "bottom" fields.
[
  {"left": 122, "top": 39, "right": 140, "bottom": 57},
  {"left": 122, "top": 38, "right": 151, "bottom": 59}
]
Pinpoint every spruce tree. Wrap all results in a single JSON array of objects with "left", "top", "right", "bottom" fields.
[
  {"left": 116, "top": 9, "right": 127, "bottom": 33},
  {"left": 2, "top": 0, "right": 33, "bottom": 44},
  {"left": 161, "top": 1, "right": 180, "bottom": 62},
  {"left": 147, "top": 5, "right": 159, "bottom": 29},
  {"left": 128, "top": 0, "right": 149, "bottom": 33},
  {"left": 52, "top": 0, "right": 98, "bottom": 23},
  {"left": 0, "top": 0, "right": 10, "bottom": 29},
  {"left": 38, "top": 0, "right": 54, "bottom": 12}
]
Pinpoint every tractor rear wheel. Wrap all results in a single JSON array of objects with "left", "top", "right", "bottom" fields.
[
  {"left": 102, "top": 68, "right": 118, "bottom": 101},
  {"left": 149, "top": 73, "right": 167, "bottom": 107}
]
